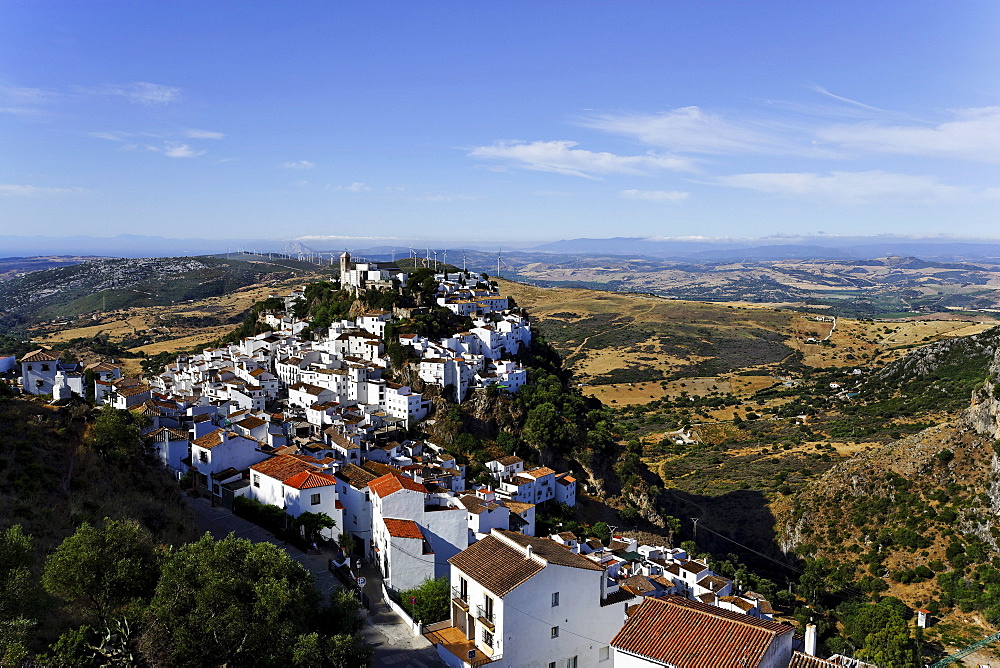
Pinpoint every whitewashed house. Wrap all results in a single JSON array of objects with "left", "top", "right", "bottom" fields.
[
  {"left": 148, "top": 426, "right": 190, "bottom": 478},
  {"left": 248, "top": 454, "right": 343, "bottom": 539},
  {"left": 334, "top": 464, "right": 378, "bottom": 558},
  {"left": 369, "top": 472, "right": 468, "bottom": 592},
  {"left": 189, "top": 428, "right": 267, "bottom": 493},
  {"left": 430, "top": 530, "right": 634, "bottom": 667}
]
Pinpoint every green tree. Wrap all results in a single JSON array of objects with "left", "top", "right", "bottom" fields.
[
  {"left": 591, "top": 522, "right": 611, "bottom": 543},
  {"left": 294, "top": 511, "right": 337, "bottom": 542},
  {"left": 398, "top": 577, "right": 450, "bottom": 624},
  {"left": 43, "top": 518, "right": 161, "bottom": 623},
  {"left": 88, "top": 406, "right": 150, "bottom": 462},
  {"left": 139, "top": 533, "right": 368, "bottom": 667},
  {"left": 292, "top": 631, "right": 373, "bottom": 667},
  {"left": 0, "top": 525, "right": 37, "bottom": 664}
]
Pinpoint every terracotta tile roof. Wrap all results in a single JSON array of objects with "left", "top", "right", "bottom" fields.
[
  {"left": 789, "top": 652, "right": 842, "bottom": 668},
  {"left": 20, "top": 348, "right": 59, "bottom": 363},
  {"left": 620, "top": 575, "right": 661, "bottom": 595},
  {"left": 251, "top": 454, "right": 317, "bottom": 482},
  {"left": 117, "top": 383, "right": 151, "bottom": 398},
  {"left": 449, "top": 535, "right": 544, "bottom": 597},
  {"left": 458, "top": 495, "right": 501, "bottom": 515},
  {"left": 700, "top": 574, "right": 732, "bottom": 592},
  {"left": 680, "top": 559, "right": 709, "bottom": 575},
  {"left": 497, "top": 531, "right": 605, "bottom": 572},
  {"left": 383, "top": 518, "right": 425, "bottom": 539},
  {"left": 611, "top": 596, "right": 792, "bottom": 668},
  {"left": 235, "top": 415, "right": 266, "bottom": 430},
  {"left": 501, "top": 501, "right": 534, "bottom": 514},
  {"left": 192, "top": 429, "right": 233, "bottom": 450},
  {"left": 368, "top": 472, "right": 428, "bottom": 498},
  {"left": 496, "top": 455, "right": 522, "bottom": 466},
  {"left": 362, "top": 461, "right": 405, "bottom": 477},
  {"left": 148, "top": 426, "right": 190, "bottom": 441},
  {"left": 719, "top": 595, "right": 756, "bottom": 612},
  {"left": 284, "top": 470, "right": 336, "bottom": 490},
  {"left": 524, "top": 466, "right": 556, "bottom": 478}
]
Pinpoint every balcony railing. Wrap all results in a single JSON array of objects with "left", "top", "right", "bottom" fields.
[
  {"left": 451, "top": 586, "right": 469, "bottom": 610},
  {"left": 476, "top": 604, "right": 495, "bottom": 630}
]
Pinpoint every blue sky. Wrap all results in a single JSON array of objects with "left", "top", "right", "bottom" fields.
[{"left": 3, "top": 1, "right": 1000, "bottom": 247}]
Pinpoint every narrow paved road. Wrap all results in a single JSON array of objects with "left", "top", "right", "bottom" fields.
[{"left": 184, "top": 495, "right": 441, "bottom": 667}]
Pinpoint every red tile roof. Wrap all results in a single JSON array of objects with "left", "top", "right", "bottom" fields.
[
  {"left": 611, "top": 596, "right": 792, "bottom": 668},
  {"left": 383, "top": 518, "right": 425, "bottom": 539},
  {"left": 251, "top": 454, "right": 318, "bottom": 482},
  {"left": 368, "top": 472, "right": 427, "bottom": 498},
  {"left": 20, "top": 348, "right": 59, "bottom": 363},
  {"left": 284, "top": 471, "right": 336, "bottom": 490},
  {"left": 449, "top": 534, "right": 544, "bottom": 596}
]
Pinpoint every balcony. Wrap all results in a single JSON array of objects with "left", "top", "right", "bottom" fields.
[
  {"left": 451, "top": 586, "right": 469, "bottom": 611},
  {"left": 476, "top": 604, "right": 495, "bottom": 630}
]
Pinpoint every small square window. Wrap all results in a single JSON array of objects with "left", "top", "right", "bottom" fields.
[
  {"left": 599, "top": 646, "right": 610, "bottom": 661},
  {"left": 310, "top": 493, "right": 321, "bottom": 505},
  {"left": 550, "top": 626, "right": 559, "bottom": 639},
  {"left": 252, "top": 473, "right": 260, "bottom": 488},
  {"left": 551, "top": 592, "right": 559, "bottom": 607}
]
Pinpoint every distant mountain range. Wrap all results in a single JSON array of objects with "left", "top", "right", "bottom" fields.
[
  {"left": 529, "top": 237, "right": 1000, "bottom": 261},
  {"left": 5, "top": 233, "right": 1000, "bottom": 264}
]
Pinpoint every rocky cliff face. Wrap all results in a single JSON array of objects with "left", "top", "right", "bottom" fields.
[
  {"left": 963, "top": 344, "right": 1000, "bottom": 440},
  {"left": 778, "top": 340, "right": 1000, "bottom": 564}
]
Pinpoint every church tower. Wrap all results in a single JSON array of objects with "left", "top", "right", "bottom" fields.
[{"left": 339, "top": 251, "right": 351, "bottom": 282}]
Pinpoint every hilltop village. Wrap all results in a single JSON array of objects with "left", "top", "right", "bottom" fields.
[{"left": 13, "top": 255, "right": 868, "bottom": 668}]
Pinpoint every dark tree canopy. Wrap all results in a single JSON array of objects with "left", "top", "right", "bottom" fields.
[
  {"left": 139, "top": 533, "right": 370, "bottom": 667},
  {"left": 42, "top": 518, "right": 161, "bottom": 623}
]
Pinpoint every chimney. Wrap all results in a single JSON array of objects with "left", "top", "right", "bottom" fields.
[
  {"left": 525, "top": 544, "right": 533, "bottom": 560},
  {"left": 805, "top": 624, "right": 817, "bottom": 656}
]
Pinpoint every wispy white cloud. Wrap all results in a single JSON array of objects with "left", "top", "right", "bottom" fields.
[
  {"left": 807, "top": 85, "right": 886, "bottom": 113},
  {"left": 621, "top": 189, "right": 689, "bottom": 202},
  {"left": 93, "top": 128, "right": 224, "bottom": 142},
  {"left": 145, "top": 142, "right": 205, "bottom": 158},
  {"left": 85, "top": 81, "right": 181, "bottom": 105},
  {"left": 469, "top": 140, "right": 691, "bottom": 178},
  {"left": 282, "top": 160, "right": 315, "bottom": 170},
  {"left": 715, "top": 170, "right": 975, "bottom": 204},
  {"left": 817, "top": 107, "right": 1000, "bottom": 162},
  {"left": 0, "top": 184, "right": 86, "bottom": 196},
  {"left": 336, "top": 182, "right": 370, "bottom": 192},
  {"left": 183, "top": 128, "right": 225, "bottom": 139},
  {"left": 581, "top": 106, "right": 798, "bottom": 155}
]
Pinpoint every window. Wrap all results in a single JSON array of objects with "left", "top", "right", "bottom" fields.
[
  {"left": 482, "top": 629, "right": 493, "bottom": 648},
  {"left": 551, "top": 591, "right": 559, "bottom": 607},
  {"left": 548, "top": 663, "right": 556, "bottom": 668},
  {"left": 460, "top": 577, "right": 468, "bottom": 600},
  {"left": 310, "top": 493, "right": 321, "bottom": 505},
  {"left": 567, "top": 658, "right": 577, "bottom": 668},
  {"left": 26, "top": 365, "right": 32, "bottom": 371},
  {"left": 599, "top": 646, "right": 610, "bottom": 661},
  {"left": 550, "top": 626, "right": 559, "bottom": 639},
  {"left": 198, "top": 451, "right": 208, "bottom": 464},
  {"left": 252, "top": 473, "right": 260, "bottom": 488},
  {"left": 41, "top": 364, "right": 50, "bottom": 372}
]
